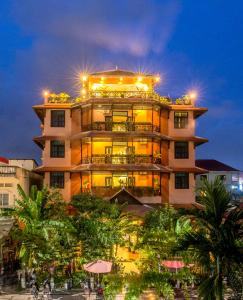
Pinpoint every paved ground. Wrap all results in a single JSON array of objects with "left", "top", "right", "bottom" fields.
[{"left": 0, "top": 289, "right": 86, "bottom": 300}]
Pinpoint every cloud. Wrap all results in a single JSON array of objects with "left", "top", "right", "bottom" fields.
[{"left": 11, "top": 0, "right": 180, "bottom": 57}]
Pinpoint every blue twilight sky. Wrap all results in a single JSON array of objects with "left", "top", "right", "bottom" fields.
[{"left": 0, "top": 0, "right": 243, "bottom": 169}]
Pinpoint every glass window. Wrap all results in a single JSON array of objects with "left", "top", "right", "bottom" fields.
[
  {"left": 200, "top": 175, "right": 207, "bottom": 181},
  {"left": 174, "top": 112, "right": 188, "bottom": 128},
  {"left": 0, "top": 193, "right": 9, "bottom": 207},
  {"left": 175, "top": 142, "right": 189, "bottom": 159},
  {"left": 50, "top": 172, "right": 64, "bottom": 188},
  {"left": 219, "top": 175, "right": 226, "bottom": 182},
  {"left": 175, "top": 173, "right": 189, "bottom": 189},
  {"left": 105, "top": 177, "right": 112, "bottom": 187},
  {"left": 50, "top": 140, "right": 65, "bottom": 158},
  {"left": 232, "top": 174, "right": 239, "bottom": 182},
  {"left": 51, "top": 110, "right": 65, "bottom": 127}
]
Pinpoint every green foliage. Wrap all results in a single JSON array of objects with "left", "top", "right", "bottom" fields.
[
  {"left": 70, "top": 193, "right": 135, "bottom": 260},
  {"left": 9, "top": 185, "right": 75, "bottom": 269},
  {"left": 48, "top": 92, "right": 70, "bottom": 103},
  {"left": 103, "top": 274, "right": 124, "bottom": 300},
  {"left": 176, "top": 177, "right": 243, "bottom": 299}
]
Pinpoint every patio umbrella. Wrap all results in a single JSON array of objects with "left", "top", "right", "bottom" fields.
[
  {"left": 83, "top": 260, "right": 112, "bottom": 285},
  {"left": 161, "top": 260, "right": 185, "bottom": 269},
  {"left": 161, "top": 260, "right": 185, "bottom": 288},
  {"left": 83, "top": 260, "right": 112, "bottom": 274}
]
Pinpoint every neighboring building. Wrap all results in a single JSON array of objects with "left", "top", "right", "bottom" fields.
[
  {"left": 196, "top": 159, "right": 241, "bottom": 192},
  {"left": 0, "top": 158, "right": 42, "bottom": 208},
  {"left": 33, "top": 69, "right": 207, "bottom": 207}
]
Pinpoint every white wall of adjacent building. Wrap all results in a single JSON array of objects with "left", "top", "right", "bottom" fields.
[{"left": 0, "top": 159, "right": 42, "bottom": 208}]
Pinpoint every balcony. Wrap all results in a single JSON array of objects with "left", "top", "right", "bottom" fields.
[
  {"left": 89, "top": 186, "right": 161, "bottom": 198},
  {"left": 82, "top": 155, "right": 161, "bottom": 165},
  {"left": 82, "top": 122, "right": 160, "bottom": 132}
]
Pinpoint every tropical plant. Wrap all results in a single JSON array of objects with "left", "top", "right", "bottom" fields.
[
  {"left": 7, "top": 185, "right": 75, "bottom": 270},
  {"left": 70, "top": 193, "right": 134, "bottom": 261},
  {"left": 176, "top": 177, "right": 243, "bottom": 300}
]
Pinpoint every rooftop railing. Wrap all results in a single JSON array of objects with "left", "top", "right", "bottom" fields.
[
  {"left": 0, "top": 166, "right": 16, "bottom": 177},
  {"left": 46, "top": 91, "right": 193, "bottom": 105}
]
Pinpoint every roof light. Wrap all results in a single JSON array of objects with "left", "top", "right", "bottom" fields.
[
  {"left": 42, "top": 90, "right": 50, "bottom": 97},
  {"left": 137, "top": 76, "right": 143, "bottom": 82},
  {"left": 189, "top": 91, "right": 197, "bottom": 100}
]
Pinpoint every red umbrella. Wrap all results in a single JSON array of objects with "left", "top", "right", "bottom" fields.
[
  {"left": 161, "top": 260, "right": 185, "bottom": 269},
  {"left": 83, "top": 260, "right": 112, "bottom": 274}
]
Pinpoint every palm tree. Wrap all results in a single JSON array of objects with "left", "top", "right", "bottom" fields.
[
  {"left": 176, "top": 177, "right": 243, "bottom": 300},
  {"left": 8, "top": 185, "right": 75, "bottom": 269}
]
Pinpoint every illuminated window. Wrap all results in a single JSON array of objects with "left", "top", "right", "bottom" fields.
[
  {"left": 174, "top": 112, "right": 188, "bottom": 129},
  {"left": 175, "top": 142, "right": 189, "bottom": 159},
  {"left": 0, "top": 193, "right": 9, "bottom": 207},
  {"left": 50, "top": 172, "right": 64, "bottom": 188},
  {"left": 50, "top": 140, "right": 65, "bottom": 158},
  {"left": 232, "top": 174, "right": 239, "bottom": 182},
  {"left": 175, "top": 173, "right": 189, "bottom": 189},
  {"left": 105, "top": 177, "right": 112, "bottom": 187},
  {"left": 51, "top": 110, "right": 65, "bottom": 127}
]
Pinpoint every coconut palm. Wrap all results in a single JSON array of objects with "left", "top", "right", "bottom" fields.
[{"left": 176, "top": 177, "right": 243, "bottom": 300}]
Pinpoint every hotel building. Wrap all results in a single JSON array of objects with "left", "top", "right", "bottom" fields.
[{"left": 33, "top": 69, "right": 207, "bottom": 207}]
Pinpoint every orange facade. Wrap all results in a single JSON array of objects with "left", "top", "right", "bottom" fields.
[{"left": 33, "top": 69, "right": 207, "bottom": 206}]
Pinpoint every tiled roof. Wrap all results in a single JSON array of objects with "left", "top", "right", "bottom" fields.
[
  {"left": 196, "top": 159, "right": 239, "bottom": 172},
  {"left": 90, "top": 69, "right": 153, "bottom": 77}
]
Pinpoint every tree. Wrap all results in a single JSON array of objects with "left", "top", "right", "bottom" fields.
[
  {"left": 176, "top": 177, "right": 243, "bottom": 300},
  {"left": 70, "top": 193, "right": 134, "bottom": 261},
  {"left": 7, "top": 185, "right": 75, "bottom": 270}
]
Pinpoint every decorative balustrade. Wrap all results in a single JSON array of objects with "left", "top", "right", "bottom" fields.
[
  {"left": 82, "top": 122, "right": 160, "bottom": 132},
  {"left": 82, "top": 155, "right": 161, "bottom": 165},
  {"left": 90, "top": 186, "right": 161, "bottom": 198}
]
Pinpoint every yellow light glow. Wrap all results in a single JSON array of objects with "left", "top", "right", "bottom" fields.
[
  {"left": 137, "top": 76, "right": 143, "bottom": 82},
  {"left": 81, "top": 88, "right": 86, "bottom": 95},
  {"left": 82, "top": 75, "right": 87, "bottom": 81},
  {"left": 189, "top": 91, "right": 197, "bottom": 100},
  {"left": 144, "top": 85, "right": 149, "bottom": 91},
  {"left": 155, "top": 76, "right": 160, "bottom": 82},
  {"left": 42, "top": 90, "right": 50, "bottom": 97},
  {"left": 120, "top": 77, "right": 123, "bottom": 81},
  {"left": 101, "top": 76, "right": 105, "bottom": 80}
]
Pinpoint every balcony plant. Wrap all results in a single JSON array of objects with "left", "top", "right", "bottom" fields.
[
  {"left": 48, "top": 92, "right": 70, "bottom": 103},
  {"left": 153, "top": 151, "right": 162, "bottom": 164}
]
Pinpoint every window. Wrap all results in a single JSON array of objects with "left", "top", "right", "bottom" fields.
[
  {"left": 128, "top": 177, "right": 135, "bottom": 187},
  {"left": 232, "top": 174, "right": 239, "bottom": 182},
  {"left": 219, "top": 175, "right": 226, "bottom": 182},
  {"left": 50, "top": 172, "right": 64, "bottom": 188},
  {"left": 51, "top": 110, "right": 65, "bottom": 127},
  {"left": 0, "top": 193, "right": 9, "bottom": 207},
  {"left": 175, "top": 142, "right": 189, "bottom": 159},
  {"left": 174, "top": 112, "right": 188, "bottom": 128},
  {"left": 50, "top": 140, "right": 65, "bottom": 158},
  {"left": 175, "top": 173, "right": 189, "bottom": 189},
  {"left": 200, "top": 175, "right": 207, "bottom": 181},
  {"left": 105, "top": 177, "right": 112, "bottom": 187}
]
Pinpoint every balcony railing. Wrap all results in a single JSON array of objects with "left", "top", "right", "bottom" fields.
[
  {"left": 82, "top": 155, "right": 161, "bottom": 165},
  {"left": 89, "top": 186, "right": 161, "bottom": 198},
  {"left": 82, "top": 122, "right": 160, "bottom": 132},
  {"left": 0, "top": 166, "right": 16, "bottom": 177}
]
